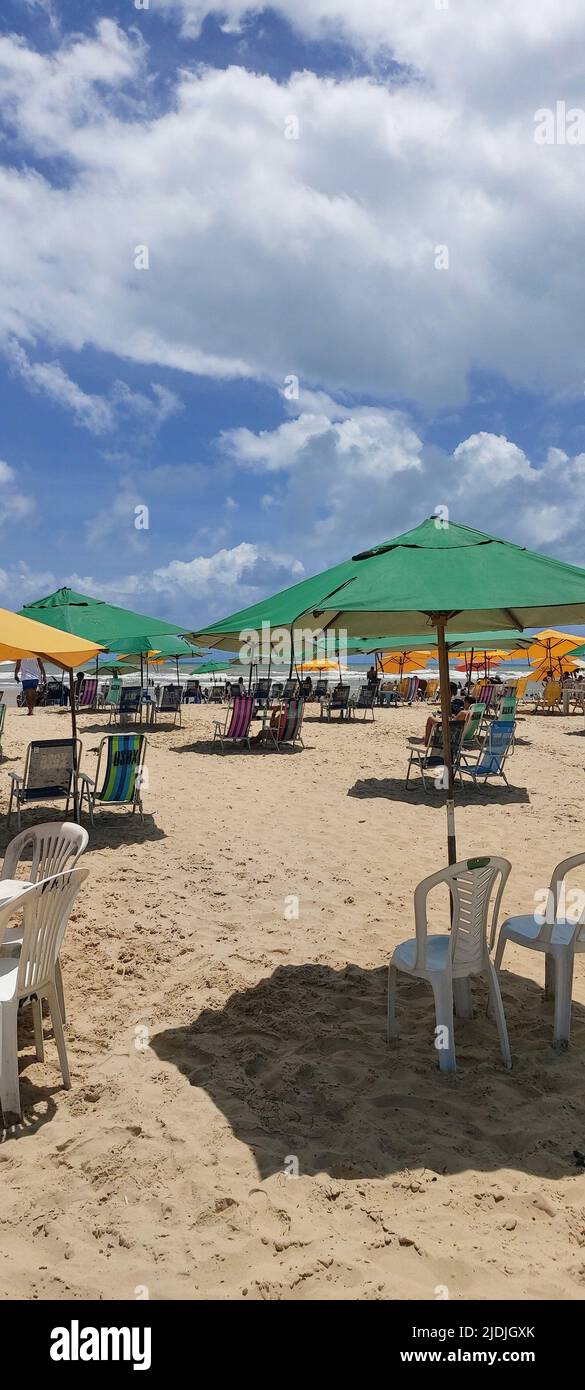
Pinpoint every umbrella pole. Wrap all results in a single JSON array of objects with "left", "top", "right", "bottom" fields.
[
  {"left": 68, "top": 667, "right": 80, "bottom": 823},
  {"left": 436, "top": 618, "right": 457, "bottom": 866}
]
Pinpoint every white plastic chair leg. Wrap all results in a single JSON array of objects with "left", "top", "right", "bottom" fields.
[
  {"left": 553, "top": 951, "right": 574, "bottom": 1049},
  {"left": 486, "top": 959, "right": 512, "bottom": 1068},
  {"left": 544, "top": 951, "right": 555, "bottom": 1001},
  {"left": 453, "top": 977, "right": 473, "bottom": 1018},
  {"left": 55, "top": 959, "right": 66, "bottom": 1025},
  {"left": 431, "top": 974, "right": 456, "bottom": 1072},
  {"left": 0, "top": 1000, "right": 21, "bottom": 1120},
  {"left": 386, "top": 964, "right": 399, "bottom": 1040},
  {"left": 46, "top": 985, "right": 71, "bottom": 1088},
  {"left": 494, "top": 928, "right": 507, "bottom": 973},
  {"left": 32, "top": 998, "right": 44, "bottom": 1061}
]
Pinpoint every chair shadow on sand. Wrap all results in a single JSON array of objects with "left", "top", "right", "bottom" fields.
[
  {"left": 0, "top": 812, "right": 165, "bottom": 858},
  {"left": 151, "top": 961, "right": 585, "bottom": 1184},
  {"left": 168, "top": 740, "right": 307, "bottom": 757},
  {"left": 348, "top": 778, "right": 530, "bottom": 806}
]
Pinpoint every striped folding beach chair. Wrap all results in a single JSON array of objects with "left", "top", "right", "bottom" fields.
[
  {"left": 458, "top": 720, "right": 515, "bottom": 789},
  {"left": 111, "top": 686, "right": 141, "bottom": 724},
  {"left": 320, "top": 683, "right": 351, "bottom": 720},
  {"left": 399, "top": 676, "right": 419, "bottom": 705},
  {"left": 8, "top": 738, "right": 82, "bottom": 829},
  {"left": 105, "top": 678, "right": 122, "bottom": 721},
  {"left": 213, "top": 696, "right": 254, "bottom": 752},
  {"left": 265, "top": 697, "right": 305, "bottom": 751},
  {"left": 349, "top": 685, "right": 376, "bottom": 720},
  {"left": 152, "top": 685, "right": 182, "bottom": 728},
  {"left": 78, "top": 733, "right": 147, "bottom": 823},
  {"left": 77, "top": 678, "right": 98, "bottom": 711}
]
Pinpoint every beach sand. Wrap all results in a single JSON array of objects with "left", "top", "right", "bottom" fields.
[{"left": 1, "top": 699, "right": 585, "bottom": 1301}]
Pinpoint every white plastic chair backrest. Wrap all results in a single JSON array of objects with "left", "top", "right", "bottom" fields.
[
  {"left": 18, "top": 868, "right": 89, "bottom": 996},
  {"left": 0, "top": 884, "right": 37, "bottom": 951},
  {"left": 1, "top": 822, "right": 89, "bottom": 884},
  {"left": 414, "top": 856, "right": 511, "bottom": 973},
  {"left": 536, "top": 852, "right": 585, "bottom": 947}
]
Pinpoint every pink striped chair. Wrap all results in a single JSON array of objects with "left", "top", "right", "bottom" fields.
[
  {"left": 77, "top": 677, "right": 98, "bottom": 711},
  {"left": 213, "top": 696, "right": 254, "bottom": 752}
]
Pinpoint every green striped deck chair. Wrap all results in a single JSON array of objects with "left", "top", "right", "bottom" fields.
[
  {"left": 78, "top": 733, "right": 147, "bottom": 824},
  {"left": 462, "top": 701, "right": 485, "bottom": 746},
  {"left": 105, "top": 678, "right": 122, "bottom": 721},
  {"left": 498, "top": 694, "right": 517, "bottom": 721},
  {"left": 266, "top": 697, "right": 305, "bottom": 751}
]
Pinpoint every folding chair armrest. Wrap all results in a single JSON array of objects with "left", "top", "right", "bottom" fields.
[
  {"left": 78, "top": 771, "right": 95, "bottom": 790},
  {"left": 9, "top": 773, "right": 24, "bottom": 788}
]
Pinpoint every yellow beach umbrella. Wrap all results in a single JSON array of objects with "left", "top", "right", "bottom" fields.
[
  {"left": 379, "top": 649, "right": 434, "bottom": 676},
  {"left": 509, "top": 628, "right": 582, "bottom": 678},
  {"left": 0, "top": 606, "right": 104, "bottom": 820},
  {"left": 530, "top": 654, "right": 579, "bottom": 682},
  {"left": 0, "top": 607, "right": 102, "bottom": 667},
  {"left": 299, "top": 658, "right": 339, "bottom": 671}
]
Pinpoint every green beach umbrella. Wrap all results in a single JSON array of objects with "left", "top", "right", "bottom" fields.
[
  {"left": 20, "top": 588, "right": 185, "bottom": 649},
  {"left": 307, "top": 518, "right": 585, "bottom": 861},
  {"left": 190, "top": 557, "right": 360, "bottom": 653},
  {"left": 21, "top": 588, "right": 190, "bottom": 695},
  {"left": 192, "top": 660, "right": 238, "bottom": 676},
  {"left": 198, "top": 517, "right": 585, "bottom": 864}
]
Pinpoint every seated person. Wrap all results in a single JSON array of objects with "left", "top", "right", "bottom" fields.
[{"left": 424, "top": 691, "right": 472, "bottom": 746}]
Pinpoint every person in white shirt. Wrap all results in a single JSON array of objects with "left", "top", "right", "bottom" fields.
[{"left": 14, "top": 655, "right": 46, "bottom": 716}]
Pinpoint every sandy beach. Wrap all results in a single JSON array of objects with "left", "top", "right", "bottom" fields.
[{"left": 1, "top": 699, "right": 584, "bottom": 1301}]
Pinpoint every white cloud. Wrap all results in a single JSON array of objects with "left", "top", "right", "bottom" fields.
[
  {"left": 0, "top": 17, "right": 584, "bottom": 410},
  {"left": 161, "top": 0, "right": 585, "bottom": 112},
  {"left": 219, "top": 397, "right": 585, "bottom": 566},
  {"left": 6, "top": 341, "right": 182, "bottom": 436},
  {"left": 0, "top": 457, "right": 35, "bottom": 530},
  {"left": 452, "top": 433, "right": 533, "bottom": 486},
  {"left": 7, "top": 341, "right": 115, "bottom": 434},
  {"left": 223, "top": 400, "right": 423, "bottom": 478}
]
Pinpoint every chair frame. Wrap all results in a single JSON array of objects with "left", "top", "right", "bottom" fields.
[
  {"left": 152, "top": 684, "right": 183, "bottom": 728},
  {"left": 0, "top": 821, "right": 89, "bottom": 1023},
  {"left": 111, "top": 685, "right": 142, "bottom": 725},
  {"left": 263, "top": 697, "right": 305, "bottom": 751},
  {"left": 320, "top": 683, "right": 351, "bottom": 720},
  {"left": 406, "top": 720, "right": 465, "bottom": 791},
  {"left": 349, "top": 685, "right": 376, "bottom": 721},
  {"left": 494, "top": 852, "right": 585, "bottom": 1048},
  {"left": 78, "top": 734, "right": 147, "bottom": 823},
  {"left": 0, "top": 868, "right": 89, "bottom": 1121},
  {"left": 387, "top": 856, "right": 512, "bottom": 1072},
  {"left": 8, "top": 738, "right": 82, "bottom": 830},
  {"left": 458, "top": 719, "right": 515, "bottom": 789},
  {"left": 213, "top": 696, "right": 254, "bottom": 752}
]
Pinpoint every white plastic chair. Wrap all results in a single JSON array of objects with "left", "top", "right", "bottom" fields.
[
  {"left": 0, "top": 868, "right": 88, "bottom": 1121},
  {"left": 494, "top": 852, "right": 585, "bottom": 1048},
  {"left": 387, "top": 855, "right": 512, "bottom": 1072},
  {"left": 0, "top": 822, "right": 89, "bottom": 1023}
]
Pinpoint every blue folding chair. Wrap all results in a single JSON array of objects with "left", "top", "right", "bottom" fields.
[{"left": 458, "top": 720, "right": 515, "bottom": 789}]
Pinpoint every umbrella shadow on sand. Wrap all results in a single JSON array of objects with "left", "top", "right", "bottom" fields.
[
  {"left": 348, "top": 778, "right": 530, "bottom": 806},
  {"left": 151, "top": 961, "right": 585, "bottom": 1183}
]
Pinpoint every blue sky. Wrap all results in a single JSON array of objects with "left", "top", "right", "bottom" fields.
[{"left": 1, "top": 0, "right": 585, "bottom": 631}]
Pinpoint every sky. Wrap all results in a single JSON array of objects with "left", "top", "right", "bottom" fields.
[{"left": 1, "top": 0, "right": 585, "bottom": 633}]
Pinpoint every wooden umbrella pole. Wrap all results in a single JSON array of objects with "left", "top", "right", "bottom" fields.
[
  {"left": 68, "top": 667, "right": 80, "bottom": 823},
  {"left": 435, "top": 616, "right": 457, "bottom": 866}
]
